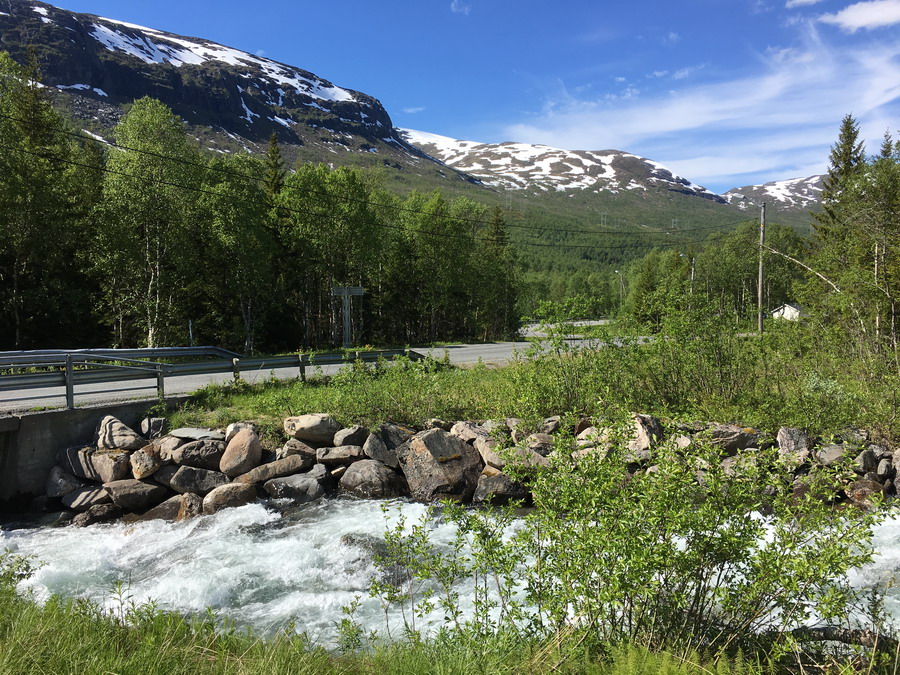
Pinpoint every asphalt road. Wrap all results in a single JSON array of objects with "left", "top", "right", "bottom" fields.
[{"left": 0, "top": 341, "right": 545, "bottom": 414}]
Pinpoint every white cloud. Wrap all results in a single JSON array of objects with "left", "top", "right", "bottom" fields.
[
  {"left": 819, "top": 0, "right": 900, "bottom": 31},
  {"left": 785, "top": 0, "right": 824, "bottom": 7},
  {"left": 255, "top": 49, "right": 266, "bottom": 57},
  {"left": 403, "top": 106, "right": 426, "bottom": 114},
  {"left": 665, "top": 31, "right": 680, "bottom": 43},
  {"left": 450, "top": 0, "right": 471, "bottom": 15},
  {"left": 501, "top": 26, "right": 900, "bottom": 190}
]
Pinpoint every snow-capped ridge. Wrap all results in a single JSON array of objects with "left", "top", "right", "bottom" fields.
[{"left": 724, "top": 175, "right": 823, "bottom": 211}]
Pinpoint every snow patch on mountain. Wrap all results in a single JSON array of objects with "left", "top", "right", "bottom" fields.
[
  {"left": 87, "top": 16, "right": 355, "bottom": 104},
  {"left": 400, "top": 129, "right": 723, "bottom": 201},
  {"left": 724, "top": 175, "right": 823, "bottom": 211}
]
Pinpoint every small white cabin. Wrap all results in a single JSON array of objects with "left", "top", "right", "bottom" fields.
[{"left": 771, "top": 303, "right": 806, "bottom": 321}]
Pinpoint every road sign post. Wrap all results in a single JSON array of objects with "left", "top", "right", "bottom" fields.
[{"left": 332, "top": 286, "right": 365, "bottom": 349}]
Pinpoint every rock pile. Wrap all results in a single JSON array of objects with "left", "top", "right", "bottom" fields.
[{"left": 41, "top": 412, "right": 893, "bottom": 527}]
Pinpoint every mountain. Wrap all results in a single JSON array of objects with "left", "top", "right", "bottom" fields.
[
  {"left": 724, "top": 176, "right": 823, "bottom": 212},
  {"left": 0, "top": 0, "right": 477, "bottom": 181},
  {"left": 399, "top": 129, "right": 726, "bottom": 203}
]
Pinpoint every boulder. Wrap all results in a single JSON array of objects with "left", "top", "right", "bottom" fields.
[
  {"left": 140, "top": 417, "right": 168, "bottom": 439},
  {"left": 169, "top": 427, "right": 225, "bottom": 442},
  {"left": 474, "top": 436, "right": 505, "bottom": 469},
  {"left": 264, "top": 465, "right": 329, "bottom": 503},
  {"left": 816, "top": 444, "right": 849, "bottom": 467},
  {"left": 103, "top": 479, "right": 169, "bottom": 511},
  {"left": 91, "top": 450, "right": 132, "bottom": 484},
  {"left": 168, "top": 466, "right": 230, "bottom": 496},
  {"left": 153, "top": 465, "right": 179, "bottom": 489},
  {"left": 131, "top": 495, "right": 186, "bottom": 522},
  {"left": 340, "top": 460, "right": 408, "bottom": 499},
  {"left": 177, "top": 493, "right": 204, "bottom": 521},
  {"left": 57, "top": 446, "right": 129, "bottom": 483},
  {"left": 148, "top": 435, "right": 188, "bottom": 463},
  {"left": 450, "top": 420, "right": 489, "bottom": 444},
  {"left": 72, "top": 503, "right": 123, "bottom": 527},
  {"left": 855, "top": 448, "right": 879, "bottom": 475},
  {"left": 846, "top": 478, "right": 884, "bottom": 508},
  {"left": 202, "top": 483, "right": 258, "bottom": 515},
  {"left": 777, "top": 427, "right": 809, "bottom": 456},
  {"left": 170, "top": 440, "right": 227, "bottom": 470},
  {"left": 276, "top": 438, "right": 318, "bottom": 462},
  {"left": 61, "top": 485, "right": 111, "bottom": 511},
  {"left": 574, "top": 417, "right": 593, "bottom": 436},
  {"left": 96, "top": 416, "right": 146, "bottom": 451},
  {"left": 45, "top": 465, "right": 89, "bottom": 498},
  {"left": 526, "top": 433, "right": 554, "bottom": 457},
  {"left": 627, "top": 414, "right": 663, "bottom": 461},
  {"left": 316, "top": 445, "right": 364, "bottom": 467},
  {"left": 233, "top": 454, "right": 314, "bottom": 484},
  {"left": 283, "top": 414, "right": 342, "bottom": 444},
  {"left": 363, "top": 433, "right": 396, "bottom": 468},
  {"left": 541, "top": 416, "right": 562, "bottom": 434},
  {"left": 425, "top": 418, "right": 453, "bottom": 431},
  {"left": 398, "top": 429, "right": 483, "bottom": 503},
  {"left": 705, "top": 424, "right": 761, "bottom": 454},
  {"left": 877, "top": 458, "right": 894, "bottom": 481},
  {"left": 220, "top": 429, "right": 262, "bottom": 477},
  {"left": 473, "top": 472, "right": 530, "bottom": 506},
  {"left": 225, "top": 421, "right": 256, "bottom": 443},
  {"left": 130, "top": 447, "right": 161, "bottom": 479},
  {"left": 334, "top": 425, "right": 369, "bottom": 447}
]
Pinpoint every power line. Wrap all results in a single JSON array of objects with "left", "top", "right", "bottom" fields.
[
  {"left": 1, "top": 140, "right": 725, "bottom": 253},
  {"left": 0, "top": 111, "right": 752, "bottom": 240}
]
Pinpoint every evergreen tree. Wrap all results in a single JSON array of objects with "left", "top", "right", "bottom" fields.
[
  {"left": 813, "top": 114, "right": 866, "bottom": 241},
  {"left": 263, "top": 131, "right": 286, "bottom": 204}
]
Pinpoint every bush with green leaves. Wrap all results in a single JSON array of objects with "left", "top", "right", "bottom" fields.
[{"left": 366, "top": 419, "right": 892, "bottom": 669}]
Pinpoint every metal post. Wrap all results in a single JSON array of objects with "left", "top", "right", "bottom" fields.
[
  {"left": 758, "top": 202, "right": 766, "bottom": 335},
  {"left": 65, "top": 353, "right": 74, "bottom": 409},
  {"left": 156, "top": 363, "right": 165, "bottom": 400},
  {"left": 232, "top": 357, "right": 241, "bottom": 382},
  {"left": 343, "top": 294, "right": 352, "bottom": 349}
]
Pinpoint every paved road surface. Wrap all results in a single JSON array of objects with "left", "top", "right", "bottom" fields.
[{"left": 0, "top": 340, "right": 553, "bottom": 414}]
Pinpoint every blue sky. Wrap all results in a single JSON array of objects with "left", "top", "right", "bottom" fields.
[{"left": 49, "top": 0, "right": 900, "bottom": 192}]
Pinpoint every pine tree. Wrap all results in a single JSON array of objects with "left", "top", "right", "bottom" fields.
[
  {"left": 813, "top": 114, "right": 866, "bottom": 241},
  {"left": 263, "top": 132, "right": 286, "bottom": 203}
]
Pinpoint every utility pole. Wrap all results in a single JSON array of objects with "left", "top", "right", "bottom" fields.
[
  {"left": 332, "top": 286, "right": 365, "bottom": 349},
  {"left": 757, "top": 202, "right": 766, "bottom": 335}
]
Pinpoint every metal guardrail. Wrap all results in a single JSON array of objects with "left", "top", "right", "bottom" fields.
[{"left": 0, "top": 347, "right": 424, "bottom": 410}]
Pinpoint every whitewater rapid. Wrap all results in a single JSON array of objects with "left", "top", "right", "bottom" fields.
[
  {"left": 1, "top": 499, "right": 471, "bottom": 645},
  {"left": 4, "top": 499, "right": 900, "bottom": 643}
]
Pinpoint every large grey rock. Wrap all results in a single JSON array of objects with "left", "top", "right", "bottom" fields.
[
  {"left": 170, "top": 440, "right": 226, "bottom": 470},
  {"left": 283, "top": 414, "right": 342, "bottom": 444},
  {"left": 62, "top": 485, "right": 111, "bottom": 511},
  {"left": 153, "top": 465, "right": 179, "bottom": 489},
  {"left": 96, "top": 415, "right": 146, "bottom": 451},
  {"left": 855, "top": 448, "right": 879, "bottom": 475},
  {"left": 334, "top": 425, "right": 369, "bottom": 447},
  {"left": 140, "top": 417, "right": 168, "bottom": 439},
  {"left": 276, "top": 438, "right": 318, "bottom": 462},
  {"left": 398, "top": 429, "right": 483, "bottom": 503},
  {"left": 317, "top": 445, "right": 365, "bottom": 467},
  {"left": 129, "top": 495, "right": 185, "bottom": 522},
  {"left": 103, "top": 479, "right": 169, "bottom": 512},
  {"left": 816, "top": 444, "right": 849, "bottom": 467},
  {"left": 233, "top": 454, "right": 314, "bottom": 484},
  {"left": 363, "top": 433, "right": 397, "bottom": 469},
  {"left": 169, "top": 427, "right": 225, "bottom": 442},
  {"left": 526, "top": 433, "right": 555, "bottom": 457},
  {"left": 46, "top": 465, "right": 89, "bottom": 498},
  {"left": 168, "top": 466, "right": 230, "bottom": 496},
  {"left": 339, "top": 460, "right": 408, "bottom": 499},
  {"left": 202, "top": 483, "right": 258, "bottom": 515},
  {"left": 541, "top": 416, "right": 562, "bottom": 434},
  {"left": 474, "top": 436, "right": 505, "bottom": 469},
  {"left": 57, "top": 446, "right": 130, "bottom": 483},
  {"left": 264, "top": 465, "right": 329, "bottom": 503},
  {"left": 220, "top": 429, "right": 262, "bottom": 477},
  {"left": 846, "top": 478, "right": 884, "bottom": 508},
  {"left": 473, "top": 472, "right": 530, "bottom": 505},
  {"left": 72, "top": 503, "right": 123, "bottom": 527},
  {"left": 450, "top": 420, "right": 489, "bottom": 444},
  {"left": 130, "top": 447, "right": 161, "bottom": 479},
  {"left": 706, "top": 424, "right": 761, "bottom": 454},
  {"left": 148, "top": 435, "right": 188, "bottom": 463}
]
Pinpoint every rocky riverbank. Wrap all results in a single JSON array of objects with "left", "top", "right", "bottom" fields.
[{"left": 35, "top": 411, "right": 895, "bottom": 527}]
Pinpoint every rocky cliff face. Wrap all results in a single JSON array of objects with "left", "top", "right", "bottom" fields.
[
  {"left": 724, "top": 176, "right": 823, "bottom": 212},
  {"left": 0, "top": 0, "right": 423, "bottom": 158}
]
